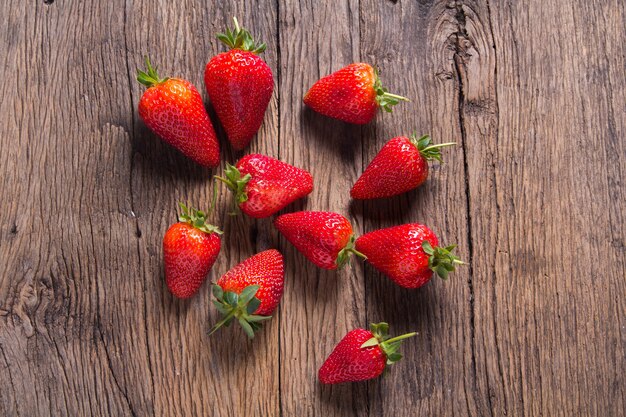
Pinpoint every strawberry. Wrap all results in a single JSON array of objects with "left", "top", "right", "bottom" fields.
[
  {"left": 137, "top": 58, "right": 220, "bottom": 167},
  {"left": 215, "top": 154, "right": 313, "bottom": 218},
  {"left": 274, "top": 211, "right": 365, "bottom": 270},
  {"left": 303, "top": 63, "right": 408, "bottom": 125},
  {"left": 204, "top": 18, "right": 274, "bottom": 150},
  {"left": 351, "top": 135, "right": 456, "bottom": 199},
  {"left": 210, "top": 250, "right": 284, "bottom": 338},
  {"left": 163, "top": 203, "right": 222, "bottom": 298},
  {"left": 318, "top": 322, "right": 416, "bottom": 384},
  {"left": 355, "top": 223, "right": 463, "bottom": 289}
]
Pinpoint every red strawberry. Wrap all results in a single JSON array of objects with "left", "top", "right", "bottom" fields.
[
  {"left": 204, "top": 18, "right": 274, "bottom": 150},
  {"left": 319, "top": 322, "right": 416, "bottom": 384},
  {"left": 163, "top": 203, "right": 222, "bottom": 298},
  {"left": 351, "top": 135, "right": 456, "bottom": 199},
  {"left": 210, "top": 250, "right": 284, "bottom": 338},
  {"left": 137, "top": 58, "right": 220, "bottom": 167},
  {"left": 215, "top": 154, "right": 313, "bottom": 218},
  {"left": 355, "top": 223, "right": 464, "bottom": 289},
  {"left": 274, "top": 211, "right": 365, "bottom": 270},
  {"left": 303, "top": 63, "right": 408, "bottom": 124}
]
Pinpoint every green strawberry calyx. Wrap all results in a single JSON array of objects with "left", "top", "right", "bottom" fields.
[
  {"left": 360, "top": 322, "right": 417, "bottom": 366},
  {"left": 422, "top": 240, "right": 465, "bottom": 279},
  {"left": 137, "top": 56, "right": 169, "bottom": 88},
  {"left": 178, "top": 202, "right": 223, "bottom": 235},
  {"left": 373, "top": 69, "right": 410, "bottom": 112},
  {"left": 217, "top": 17, "right": 267, "bottom": 54},
  {"left": 214, "top": 163, "right": 252, "bottom": 216},
  {"left": 209, "top": 284, "right": 272, "bottom": 339},
  {"left": 410, "top": 134, "right": 457, "bottom": 163},
  {"left": 336, "top": 235, "right": 367, "bottom": 269}
]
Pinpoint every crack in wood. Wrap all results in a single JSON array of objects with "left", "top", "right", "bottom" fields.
[{"left": 452, "top": 2, "right": 481, "bottom": 416}]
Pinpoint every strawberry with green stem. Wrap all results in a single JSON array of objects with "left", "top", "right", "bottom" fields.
[
  {"left": 274, "top": 211, "right": 366, "bottom": 270},
  {"left": 355, "top": 223, "right": 464, "bottom": 289},
  {"left": 205, "top": 17, "right": 274, "bottom": 150},
  {"left": 303, "top": 63, "right": 409, "bottom": 124},
  {"left": 137, "top": 58, "right": 220, "bottom": 167},
  {"left": 351, "top": 134, "right": 456, "bottom": 199},
  {"left": 215, "top": 154, "right": 313, "bottom": 218},
  {"left": 210, "top": 249, "right": 284, "bottom": 338},
  {"left": 163, "top": 203, "right": 222, "bottom": 298},
  {"left": 318, "top": 322, "right": 416, "bottom": 384}
]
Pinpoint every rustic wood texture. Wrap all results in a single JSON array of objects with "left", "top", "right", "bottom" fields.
[{"left": 0, "top": 0, "right": 623, "bottom": 416}]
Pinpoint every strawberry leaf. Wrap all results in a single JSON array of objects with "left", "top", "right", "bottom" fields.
[
  {"left": 217, "top": 17, "right": 266, "bottom": 54},
  {"left": 177, "top": 202, "right": 223, "bottom": 235},
  {"left": 209, "top": 283, "right": 270, "bottom": 338},
  {"left": 410, "top": 134, "right": 456, "bottom": 163},
  {"left": 367, "top": 322, "right": 417, "bottom": 372},
  {"left": 136, "top": 56, "right": 169, "bottom": 88},
  {"left": 215, "top": 163, "right": 252, "bottom": 216},
  {"left": 246, "top": 297, "right": 261, "bottom": 315},
  {"left": 386, "top": 353, "right": 403, "bottom": 365},
  {"left": 360, "top": 337, "right": 380, "bottom": 349},
  {"left": 373, "top": 68, "right": 409, "bottom": 112},
  {"left": 223, "top": 291, "right": 238, "bottom": 306},
  {"left": 336, "top": 235, "right": 367, "bottom": 269},
  {"left": 238, "top": 285, "right": 260, "bottom": 306},
  {"left": 239, "top": 317, "right": 255, "bottom": 339},
  {"left": 423, "top": 241, "right": 465, "bottom": 279},
  {"left": 212, "top": 284, "right": 224, "bottom": 300}
]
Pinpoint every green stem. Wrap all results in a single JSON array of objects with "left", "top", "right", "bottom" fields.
[
  {"left": 347, "top": 247, "right": 367, "bottom": 259},
  {"left": 215, "top": 175, "right": 235, "bottom": 190},
  {"left": 208, "top": 310, "right": 237, "bottom": 336},
  {"left": 382, "top": 92, "right": 410, "bottom": 102},
  {"left": 384, "top": 332, "right": 417, "bottom": 345},
  {"left": 421, "top": 142, "right": 457, "bottom": 151},
  {"left": 233, "top": 16, "right": 240, "bottom": 32}
]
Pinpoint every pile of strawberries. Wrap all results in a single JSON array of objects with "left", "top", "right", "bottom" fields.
[{"left": 138, "top": 18, "right": 464, "bottom": 384}]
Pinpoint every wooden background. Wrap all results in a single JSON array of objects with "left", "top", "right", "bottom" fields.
[{"left": 0, "top": 0, "right": 624, "bottom": 416}]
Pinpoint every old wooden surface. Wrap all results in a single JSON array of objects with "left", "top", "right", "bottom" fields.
[{"left": 0, "top": 0, "right": 624, "bottom": 416}]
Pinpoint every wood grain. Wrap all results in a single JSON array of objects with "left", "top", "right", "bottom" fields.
[
  {"left": 277, "top": 1, "right": 367, "bottom": 416},
  {"left": 358, "top": 1, "right": 475, "bottom": 415},
  {"left": 0, "top": 0, "right": 624, "bottom": 416}
]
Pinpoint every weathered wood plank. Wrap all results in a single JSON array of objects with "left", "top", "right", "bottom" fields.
[
  {"left": 0, "top": 1, "right": 280, "bottom": 416},
  {"left": 126, "top": 1, "right": 280, "bottom": 416},
  {"left": 277, "top": 1, "right": 367, "bottom": 416},
  {"left": 358, "top": 1, "right": 477, "bottom": 415},
  {"left": 0, "top": 1, "right": 153, "bottom": 416},
  {"left": 461, "top": 0, "right": 626, "bottom": 415}
]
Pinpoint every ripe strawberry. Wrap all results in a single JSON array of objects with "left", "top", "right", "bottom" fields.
[
  {"left": 355, "top": 223, "right": 464, "bottom": 289},
  {"left": 209, "top": 250, "right": 284, "bottom": 338},
  {"left": 274, "top": 211, "right": 365, "bottom": 270},
  {"left": 137, "top": 58, "right": 220, "bottom": 167},
  {"left": 351, "top": 135, "right": 456, "bottom": 199},
  {"left": 204, "top": 18, "right": 274, "bottom": 150},
  {"left": 215, "top": 154, "right": 313, "bottom": 218},
  {"left": 319, "top": 322, "right": 416, "bottom": 384},
  {"left": 163, "top": 203, "right": 222, "bottom": 298},
  {"left": 303, "top": 63, "right": 408, "bottom": 125}
]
